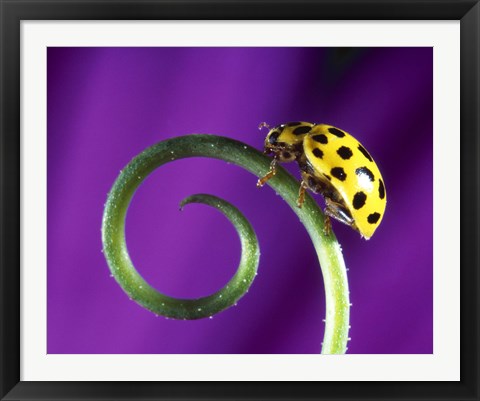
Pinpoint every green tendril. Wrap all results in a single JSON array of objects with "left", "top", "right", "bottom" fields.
[{"left": 102, "top": 134, "right": 350, "bottom": 354}]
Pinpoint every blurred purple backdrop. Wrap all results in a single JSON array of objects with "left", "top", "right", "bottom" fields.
[{"left": 47, "top": 47, "right": 433, "bottom": 354}]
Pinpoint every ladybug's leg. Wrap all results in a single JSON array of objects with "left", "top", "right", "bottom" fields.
[
  {"left": 323, "top": 197, "right": 355, "bottom": 234},
  {"left": 257, "top": 158, "right": 277, "bottom": 187},
  {"left": 297, "top": 180, "right": 308, "bottom": 208},
  {"left": 297, "top": 172, "right": 328, "bottom": 208},
  {"left": 323, "top": 215, "right": 332, "bottom": 236}
]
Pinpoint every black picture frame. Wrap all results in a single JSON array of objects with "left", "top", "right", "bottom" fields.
[{"left": 1, "top": 1, "right": 478, "bottom": 400}]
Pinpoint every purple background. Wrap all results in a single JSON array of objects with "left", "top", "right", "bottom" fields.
[{"left": 47, "top": 47, "right": 433, "bottom": 354}]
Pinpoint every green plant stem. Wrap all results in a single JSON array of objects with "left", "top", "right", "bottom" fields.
[{"left": 102, "top": 134, "right": 350, "bottom": 354}]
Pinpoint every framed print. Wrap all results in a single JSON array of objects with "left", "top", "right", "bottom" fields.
[{"left": 1, "top": 0, "right": 478, "bottom": 400}]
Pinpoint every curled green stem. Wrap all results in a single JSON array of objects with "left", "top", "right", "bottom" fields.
[
  {"left": 102, "top": 134, "right": 350, "bottom": 354},
  {"left": 103, "top": 192, "right": 258, "bottom": 320}
]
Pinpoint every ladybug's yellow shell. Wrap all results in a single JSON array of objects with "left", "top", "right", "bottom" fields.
[{"left": 303, "top": 124, "right": 386, "bottom": 239}]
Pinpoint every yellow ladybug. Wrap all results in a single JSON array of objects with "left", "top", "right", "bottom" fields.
[{"left": 258, "top": 122, "right": 386, "bottom": 239}]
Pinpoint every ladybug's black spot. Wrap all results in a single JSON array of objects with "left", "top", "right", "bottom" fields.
[
  {"left": 352, "top": 192, "right": 367, "bottom": 209},
  {"left": 268, "top": 131, "right": 281, "bottom": 144},
  {"left": 293, "top": 125, "right": 312, "bottom": 135},
  {"left": 324, "top": 174, "right": 332, "bottom": 181},
  {"left": 287, "top": 122, "right": 302, "bottom": 127},
  {"left": 331, "top": 167, "right": 347, "bottom": 181},
  {"left": 355, "top": 166, "right": 375, "bottom": 182},
  {"left": 312, "top": 148, "right": 323, "bottom": 159},
  {"left": 337, "top": 146, "right": 353, "bottom": 160},
  {"left": 367, "top": 212, "right": 381, "bottom": 224},
  {"left": 312, "top": 134, "right": 328, "bottom": 144},
  {"left": 358, "top": 144, "right": 373, "bottom": 162},
  {"left": 378, "top": 179, "right": 385, "bottom": 199},
  {"left": 328, "top": 127, "right": 346, "bottom": 137}
]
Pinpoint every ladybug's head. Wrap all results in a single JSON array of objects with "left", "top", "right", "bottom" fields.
[{"left": 263, "top": 122, "right": 308, "bottom": 163}]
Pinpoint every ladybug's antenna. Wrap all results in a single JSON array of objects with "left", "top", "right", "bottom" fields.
[{"left": 258, "top": 122, "right": 270, "bottom": 131}]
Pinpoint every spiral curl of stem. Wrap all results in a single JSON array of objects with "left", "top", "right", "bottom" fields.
[{"left": 102, "top": 134, "right": 350, "bottom": 354}]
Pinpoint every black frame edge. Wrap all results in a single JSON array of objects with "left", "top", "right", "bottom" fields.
[
  {"left": 0, "top": 0, "right": 21, "bottom": 400},
  {"left": 0, "top": 0, "right": 478, "bottom": 20},
  {"left": 460, "top": 1, "right": 480, "bottom": 401}
]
